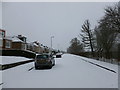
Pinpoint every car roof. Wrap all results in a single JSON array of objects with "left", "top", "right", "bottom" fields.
[
  {"left": 36, "top": 53, "right": 50, "bottom": 56},
  {"left": 36, "top": 54, "right": 42, "bottom": 56}
]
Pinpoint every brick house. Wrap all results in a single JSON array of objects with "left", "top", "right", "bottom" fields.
[
  {"left": 2, "top": 38, "right": 12, "bottom": 49},
  {"left": 43, "top": 46, "right": 49, "bottom": 53},
  {"left": 0, "top": 29, "right": 12, "bottom": 50},
  {"left": 0, "top": 29, "right": 5, "bottom": 49},
  {"left": 28, "top": 41, "right": 41, "bottom": 53},
  {"left": 27, "top": 41, "right": 45, "bottom": 53},
  {"left": 11, "top": 36, "right": 26, "bottom": 50}
]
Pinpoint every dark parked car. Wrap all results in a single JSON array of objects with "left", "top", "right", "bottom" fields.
[
  {"left": 56, "top": 53, "right": 62, "bottom": 58},
  {"left": 34, "top": 53, "right": 55, "bottom": 69}
]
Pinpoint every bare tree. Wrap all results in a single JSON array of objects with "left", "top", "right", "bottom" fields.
[
  {"left": 103, "top": 4, "right": 120, "bottom": 33},
  {"left": 79, "top": 20, "right": 94, "bottom": 57},
  {"left": 95, "top": 4, "right": 119, "bottom": 59},
  {"left": 95, "top": 25, "right": 117, "bottom": 59},
  {"left": 67, "top": 37, "right": 84, "bottom": 54}
]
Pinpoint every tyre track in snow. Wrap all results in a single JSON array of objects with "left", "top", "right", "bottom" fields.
[
  {"left": 0, "top": 83, "right": 4, "bottom": 85},
  {"left": 28, "top": 67, "right": 34, "bottom": 71}
]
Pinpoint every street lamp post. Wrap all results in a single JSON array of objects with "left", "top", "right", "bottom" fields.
[
  {"left": 51, "top": 36, "right": 54, "bottom": 50},
  {"left": 118, "top": 1, "right": 120, "bottom": 14}
]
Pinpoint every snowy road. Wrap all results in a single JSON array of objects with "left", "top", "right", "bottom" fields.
[{"left": 2, "top": 54, "right": 118, "bottom": 88}]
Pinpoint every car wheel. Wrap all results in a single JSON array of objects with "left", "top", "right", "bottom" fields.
[
  {"left": 49, "top": 66, "right": 52, "bottom": 69},
  {"left": 48, "top": 65, "right": 52, "bottom": 69},
  {"left": 52, "top": 63, "right": 55, "bottom": 66},
  {"left": 35, "top": 66, "right": 38, "bottom": 70},
  {"left": 52, "top": 60, "right": 55, "bottom": 66}
]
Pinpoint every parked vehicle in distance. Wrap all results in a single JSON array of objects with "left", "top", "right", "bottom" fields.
[
  {"left": 34, "top": 53, "right": 55, "bottom": 69},
  {"left": 56, "top": 53, "right": 62, "bottom": 58}
]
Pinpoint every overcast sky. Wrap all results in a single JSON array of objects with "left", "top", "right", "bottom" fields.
[{"left": 2, "top": 2, "right": 116, "bottom": 51}]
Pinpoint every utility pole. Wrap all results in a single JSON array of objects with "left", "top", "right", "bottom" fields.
[
  {"left": 51, "top": 36, "right": 54, "bottom": 50},
  {"left": 118, "top": 1, "right": 120, "bottom": 14}
]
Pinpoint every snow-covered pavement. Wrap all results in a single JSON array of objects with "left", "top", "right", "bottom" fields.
[
  {"left": 0, "top": 56, "right": 31, "bottom": 65},
  {"left": 77, "top": 55, "right": 118, "bottom": 73},
  {"left": 2, "top": 54, "right": 118, "bottom": 88}
]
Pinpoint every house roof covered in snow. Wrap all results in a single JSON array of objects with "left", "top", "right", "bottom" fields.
[
  {"left": 33, "top": 43, "right": 39, "bottom": 47},
  {"left": 5, "top": 36, "right": 23, "bottom": 42}
]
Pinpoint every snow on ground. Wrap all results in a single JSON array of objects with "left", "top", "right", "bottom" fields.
[
  {"left": 0, "top": 56, "right": 31, "bottom": 65},
  {"left": 2, "top": 54, "right": 118, "bottom": 88},
  {"left": 73, "top": 54, "right": 118, "bottom": 73}
]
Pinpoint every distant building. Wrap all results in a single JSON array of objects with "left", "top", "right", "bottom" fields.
[
  {"left": 43, "top": 46, "right": 49, "bottom": 53},
  {"left": 26, "top": 41, "right": 46, "bottom": 53},
  {"left": 16, "top": 35, "right": 27, "bottom": 50},
  {"left": 0, "top": 29, "right": 5, "bottom": 38},
  {"left": 0, "top": 30, "right": 50, "bottom": 54},
  {"left": 4, "top": 35, "right": 27, "bottom": 50},
  {"left": 11, "top": 36, "right": 26, "bottom": 50},
  {"left": 17, "top": 35, "right": 27, "bottom": 43},
  {"left": 32, "top": 41, "right": 40, "bottom": 53},
  {"left": 0, "top": 29, "right": 12, "bottom": 50},
  {"left": 3, "top": 37, "right": 12, "bottom": 49},
  {"left": 0, "top": 29, "right": 5, "bottom": 49},
  {"left": 26, "top": 41, "right": 31, "bottom": 51}
]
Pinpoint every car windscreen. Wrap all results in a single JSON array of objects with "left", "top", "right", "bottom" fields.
[{"left": 36, "top": 55, "right": 49, "bottom": 59}]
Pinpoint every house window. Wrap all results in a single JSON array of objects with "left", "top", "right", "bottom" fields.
[
  {"left": 5, "top": 40, "right": 11, "bottom": 48},
  {"left": 0, "top": 39, "right": 3, "bottom": 47},
  {"left": 0, "top": 30, "right": 5, "bottom": 38},
  {"left": 22, "top": 43, "right": 26, "bottom": 50}
]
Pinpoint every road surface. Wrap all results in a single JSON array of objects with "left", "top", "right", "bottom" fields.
[{"left": 2, "top": 54, "right": 118, "bottom": 88}]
